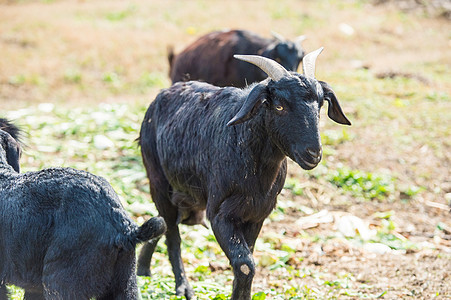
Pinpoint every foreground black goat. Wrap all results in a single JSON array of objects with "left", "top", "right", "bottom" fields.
[
  {"left": 138, "top": 48, "right": 351, "bottom": 299},
  {"left": 168, "top": 29, "right": 306, "bottom": 88},
  {"left": 0, "top": 123, "right": 166, "bottom": 300}
]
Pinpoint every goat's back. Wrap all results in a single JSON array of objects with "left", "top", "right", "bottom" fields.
[{"left": 169, "top": 30, "right": 269, "bottom": 87}]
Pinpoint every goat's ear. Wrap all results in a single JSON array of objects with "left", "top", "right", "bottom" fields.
[
  {"left": 5, "top": 138, "right": 21, "bottom": 173},
  {"left": 227, "top": 83, "right": 268, "bottom": 126},
  {"left": 319, "top": 81, "right": 351, "bottom": 126}
]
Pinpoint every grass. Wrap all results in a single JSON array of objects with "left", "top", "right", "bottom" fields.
[{"left": 4, "top": 100, "right": 437, "bottom": 299}]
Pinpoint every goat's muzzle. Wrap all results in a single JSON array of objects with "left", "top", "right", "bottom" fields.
[{"left": 293, "top": 147, "right": 322, "bottom": 170}]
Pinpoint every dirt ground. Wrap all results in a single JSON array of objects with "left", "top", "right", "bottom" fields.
[
  {"left": 260, "top": 182, "right": 451, "bottom": 299},
  {"left": 1, "top": 0, "right": 451, "bottom": 299}
]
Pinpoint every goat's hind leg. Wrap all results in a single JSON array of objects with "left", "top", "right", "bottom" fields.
[
  {"left": 138, "top": 202, "right": 193, "bottom": 299},
  {"left": 138, "top": 148, "right": 193, "bottom": 298},
  {"left": 137, "top": 238, "right": 159, "bottom": 277},
  {"left": 0, "top": 284, "right": 8, "bottom": 300},
  {"left": 24, "top": 287, "right": 45, "bottom": 300},
  {"left": 0, "top": 284, "right": 45, "bottom": 300},
  {"left": 99, "top": 251, "right": 138, "bottom": 300},
  {"left": 136, "top": 180, "right": 167, "bottom": 277},
  {"left": 165, "top": 222, "right": 194, "bottom": 299},
  {"left": 143, "top": 187, "right": 194, "bottom": 299},
  {"left": 137, "top": 154, "right": 167, "bottom": 278}
]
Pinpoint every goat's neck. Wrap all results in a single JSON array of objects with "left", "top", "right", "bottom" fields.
[{"left": 238, "top": 114, "right": 285, "bottom": 188}]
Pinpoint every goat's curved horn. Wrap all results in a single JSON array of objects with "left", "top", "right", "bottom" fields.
[
  {"left": 302, "top": 47, "right": 324, "bottom": 79},
  {"left": 234, "top": 55, "right": 291, "bottom": 82},
  {"left": 271, "top": 31, "right": 285, "bottom": 42},
  {"left": 295, "top": 35, "right": 307, "bottom": 46}
]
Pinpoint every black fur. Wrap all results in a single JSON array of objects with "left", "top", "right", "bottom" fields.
[
  {"left": 137, "top": 64, "right": 351, "bottom": 300},
  {"left": 0, "top": 124, "right": 166, "bottom": 300},
  {"left": 0, "top": 119, "right": 21, "bottom": 173},
  {"left": 0, "top": 118, "right": 21, "bottom": 143},
  {"left": 169, "top": 29, "right": 306, "bottom": 87}
]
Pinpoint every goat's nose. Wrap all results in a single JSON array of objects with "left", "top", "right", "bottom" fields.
[{"left": 306, "top": 147, "right": 322, "bottom": 161}]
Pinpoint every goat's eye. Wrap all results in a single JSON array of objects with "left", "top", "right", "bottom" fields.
[{"left": 275, "top": 105, "right": 284, "bottom": 111}]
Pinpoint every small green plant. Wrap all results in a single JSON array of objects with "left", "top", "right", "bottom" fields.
[
  {"left": 8, "top": 74, "right": 26, "bottom": 86},
  {"left": 284, "top": 177, "right": 304, "bottom": 196},
  {"left": 321, "top": 128, "right": 353, "bottom": 146},
  {"left": 64, "top": 69, "right": 82, "bottom": 84},
  {"left": 371, "top": 210, "right": 418, "bottom": 250},
  {"left": 252, "top": 291, "right": 267, "bottom": 300},
  {"left": 105, "top": 5, "right": 137, "bottom": 21},
  {"left": 326, "top": 167, "right": 395, "bottom": 201},
  {"left": 6, "top": 285, "right": 24, "bottom": 300},
  {"left": 103, "top": 71, "right": 120, "bottom": 84},
  {"left": 139, "top": 71, "right": 170, "bottom": 89}
]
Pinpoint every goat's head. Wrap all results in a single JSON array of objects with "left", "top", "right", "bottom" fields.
[
  {"left": 0, "top": 119, "right": 22, "bottom": 173},
  {"left": 262, "top": 32, "right": 306, "bottom": 73},
  {"left": 228, "top": 48, "right": 351, "bottom": 170}
]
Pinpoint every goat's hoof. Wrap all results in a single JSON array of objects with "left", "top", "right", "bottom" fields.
[
  {"left": 136, "top": 267, "right": 151, "bottom": 277},
  {"left": 176, "top": 284, "right": 194, "bottom": 300}
]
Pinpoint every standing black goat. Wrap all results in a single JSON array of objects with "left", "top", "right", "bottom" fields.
[
  {"left": 137, "top": 48, "right": 351, "bottom": 299},
  {"left": 168, "top": 29, "right": 306, "bottom": 88},
  {"left": 0, "top": 121, "right": 166, "bottom": 300}
]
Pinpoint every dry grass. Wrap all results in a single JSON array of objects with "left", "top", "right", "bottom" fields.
[{"left": 2, "top": 0, "right": 448, "bottom": 108}]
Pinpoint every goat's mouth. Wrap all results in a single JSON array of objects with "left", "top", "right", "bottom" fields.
[{"left": 292, "top": 152, "right": 320, "bottom": 170}]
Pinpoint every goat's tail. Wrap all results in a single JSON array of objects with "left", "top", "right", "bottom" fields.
[
  {"left": 167, "top": 45, "right": 175, "bottom": 70},
  {"left": 135, "top": 216, "right": 166, "bottom": 243},
  {"left": 115, "top": 216, "right": 166, "bottom": 250}
]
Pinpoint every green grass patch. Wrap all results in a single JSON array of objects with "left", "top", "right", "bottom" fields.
[{"left": 326, "top": 167, "right": 395, "bottom": 201}]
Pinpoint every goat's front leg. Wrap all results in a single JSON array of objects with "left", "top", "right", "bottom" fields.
[{"left": 211, "top": 216, "right": 263, "bottom": 300}]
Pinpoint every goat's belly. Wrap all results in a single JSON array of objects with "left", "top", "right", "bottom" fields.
[
  {"left": 167, "top": 170, "right": 207, "bottom": 200},
  {"left": 170, "top": 190, "right": 206, "bottom": 209},
  {"left": 2, "top": 264, "right": 43, "bottom": 289}
]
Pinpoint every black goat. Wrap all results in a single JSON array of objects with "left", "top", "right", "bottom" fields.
[
  {"left": 168, "top": 29, "right": 306, "bottom": 88},
  {"left": 137, "top": 48, "right": 351, "bottom": 299},
  {"left": 0, "top": 122, "right": 166, "bottom": 300},
  {"left": 0, "top": 118, "right": 21, "bottom": 173}
]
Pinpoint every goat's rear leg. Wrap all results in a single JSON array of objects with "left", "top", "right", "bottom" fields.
[
  {"left": 0, "top": 284, "right": 8, "bottom": 300},
  {"left": 24, "top": 289, "right": 45, "bottom": 300},
  {"left": 136, "top": 182, "right": 169, "bottom": 277},
  {"left": 165, "top": 223, "right": 194, "bottom": 299},
  {"left": 99, "top": 251, "right": 138, "bottom": 300},
  {"left": 137, "top": 155, "right": 168, "bottom": 278},
  {"left": 137, "top": 238, "right": 160, "bottom": 277},
  {"left": 138, "top": 205, "right": 193, "bottom": 299}
]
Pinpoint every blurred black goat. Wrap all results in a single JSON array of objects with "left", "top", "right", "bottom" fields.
[
  {"left": 168, "top": 29, "right": 306, "bottom": 87},
  {"left": 137, "top": 48, "right": 351, "bottom": 299},
  {"left": 0, "top": 120, "right": 166, "bottom": 300}
]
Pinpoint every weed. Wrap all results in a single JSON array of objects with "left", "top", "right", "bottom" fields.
[
  {"left": 63, "top": 69, "right": 83, "bottom": 84},
  {"left": 326, "top": 167, "right": 395, "bottom": 201},
  {"left": 105, "top": 5, "right": 137, "bottom": 22}
]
